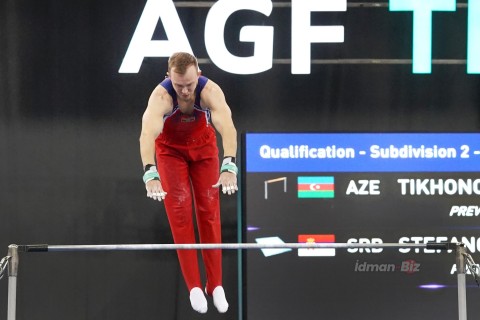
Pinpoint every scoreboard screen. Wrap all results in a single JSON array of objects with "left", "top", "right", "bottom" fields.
[{"left": 242, "top": 133, "right": 480, "bottom": 320}]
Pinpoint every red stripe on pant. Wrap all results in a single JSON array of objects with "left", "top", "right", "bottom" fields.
[{"left": 156, "top": 139, "right": 222, "bottom": 295}]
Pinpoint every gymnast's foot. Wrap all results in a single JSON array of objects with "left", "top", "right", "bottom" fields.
[
  {"left": 212, "top": 286, "right": 229, "bottom": 313},
  {"left": 190, "top": 287, "right": 208, "bottom": 313}
]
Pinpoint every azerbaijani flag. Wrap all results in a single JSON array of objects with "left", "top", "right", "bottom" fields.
[
  {"left": 297, "top": 176, "right": 334, "bottom": 198},
  {"left": 298, "top": 234, "right": 336, "bottom": 257}
]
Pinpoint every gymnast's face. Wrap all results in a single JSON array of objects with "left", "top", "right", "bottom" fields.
[{"left": 169, "top": 65, "right": 199, "bottom": 103}]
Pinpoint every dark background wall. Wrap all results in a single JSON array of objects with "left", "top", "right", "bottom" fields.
[{"left": 0, "top": 0, "right": 479, "bottom": 319}]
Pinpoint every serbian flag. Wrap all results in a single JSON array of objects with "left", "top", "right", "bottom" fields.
[
  {"left": 297, "top": 176, "right": 334, "bottom": 198},
  {"left": 298, "top": 234, "right": 336, "bottom": 257}
]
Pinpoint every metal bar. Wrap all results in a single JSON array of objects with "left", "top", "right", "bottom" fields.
[
  {"left": 456, "top": 245, "right": 468, "bottom": 320},
  {"left": 174, "top": 1, "right": 213, "bottom": 7},
  {"left": 172, "top": 2, "right": 468, "bottom": 9},
  {"left": 198, "top": 58, "right": 467, "bottom": 66},
  {"left": 27, "top": 242, "right": 433, "bottom": 252},
  {"left": 7, "top": 245, "right": 19, "bottom": 320},
  {"left": 347, "top": 2, "right": 467, "bottom": 8},
  {"left": 8, "top": 277, "right": 17, "bottom": 320},
  {"left": 272, "top": 59, "right": 467, "bottom": 65}
]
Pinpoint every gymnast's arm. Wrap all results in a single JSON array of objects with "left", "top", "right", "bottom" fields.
[
  {"left": 139, "top": 85, "right": 172, "bottom": 201},
  {"left": 202, "top": 80, "right": 238, "bottom": 194}
]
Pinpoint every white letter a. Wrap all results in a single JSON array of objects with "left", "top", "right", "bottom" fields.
[{"left": 119, "top": 0, "right": 193, "bottom": 73}]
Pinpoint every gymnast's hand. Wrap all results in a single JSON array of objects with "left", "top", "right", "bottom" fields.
[
  {"left": 145, "top": 179, "right": 167, "bottom": 201},
  {"left": 213, "top": 171, "right": 238, "bottom": 195},
  {"left": 143, "top": 165, "right": 167, "bottom": 201}
]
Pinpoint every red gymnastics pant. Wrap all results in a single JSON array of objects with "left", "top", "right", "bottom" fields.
[{"left": 155, "top": 132, "right": 222, "bottom": 295}]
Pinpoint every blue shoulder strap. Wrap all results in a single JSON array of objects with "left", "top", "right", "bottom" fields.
[
  {"left": 159, "top": 77, "right": 177, "bottom": 106},
  {"left": 195, "top": 76, "right": 209, "bottom": 106}
]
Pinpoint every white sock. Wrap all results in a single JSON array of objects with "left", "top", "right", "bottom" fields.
[
  {"left": 212, "top": 286, "right": 229, "bottom": 313},
  {"left": 189, "top": 287, "right": 208, "bottom": 314}
]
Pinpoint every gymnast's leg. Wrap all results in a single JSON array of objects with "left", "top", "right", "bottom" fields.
[
  {"left": 190, "top": 155, "right": 229, "bottom": 313},
  {"left": 157, "top": 153, "right": 207, "bottom": 313}
]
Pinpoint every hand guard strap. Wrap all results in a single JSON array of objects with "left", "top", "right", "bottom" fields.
[
  {"left": 220, "top": 162, "right": 238, "bottom": 176},
  {"left": 143, "top": 165, "right": 160, "bottom": 183}
]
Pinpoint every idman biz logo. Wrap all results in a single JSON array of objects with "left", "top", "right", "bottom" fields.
[{"left": 354, "top": 259, "right": 420, "bottom": 274}]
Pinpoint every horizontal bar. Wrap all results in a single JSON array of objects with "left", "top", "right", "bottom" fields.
[
  {"left": 12, "top": 242, "right": 460, "bottom": 253},
  {"left": 198, "top": 58, "right": 467, "bottom": 66},
  {"left": 173, "top": 2, "right": 468, "bottom": 8},
  {"left": 275, "top": 59, "right": 466, "bottom": 65}
]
